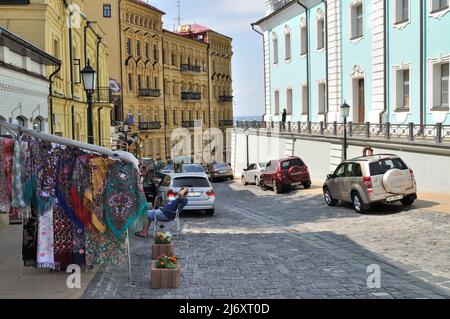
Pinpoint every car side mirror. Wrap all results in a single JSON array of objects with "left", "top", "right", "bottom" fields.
[
  {"left": 327, "top": 174, "right": 334, "bottom": 179},
  {"left": 243, "top": 168, "right": 247, "bottom": 171}
]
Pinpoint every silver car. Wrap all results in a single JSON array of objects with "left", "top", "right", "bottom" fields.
[
  {"left": 182, "top": 164, "right": 206, "bottom": 174},
  {"left": 157, "top": 173, "right": 216, "bottom": 215},
  {"left": 241, "top": 162, "right": 267, "bottom": 186}
]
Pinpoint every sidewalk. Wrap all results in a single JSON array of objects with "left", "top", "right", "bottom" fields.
[{"left": 0, "top": 224, "right": 98, "bottom": 299}]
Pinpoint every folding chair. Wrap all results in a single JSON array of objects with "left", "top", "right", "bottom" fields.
[{"left": 153, "top": 204, "right": 183, "bottom": 238}]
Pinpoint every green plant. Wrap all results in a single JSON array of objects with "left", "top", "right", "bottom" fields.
[
  {"left": 157, "top": 255, "right": 178, "bottom": 269},
  {"left": 154, "top": 231, "right": 173, "bottom": 244}
]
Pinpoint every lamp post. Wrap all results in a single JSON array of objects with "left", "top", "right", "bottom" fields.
[
  {"left": 80, "top": 59, "right": 97, "bottom": 144},
  {"left": 341, "top": 101, "right": 350, "bottom": 161},
  {"left": 123, "top": 117, "right": 129, "bottom": 152}
]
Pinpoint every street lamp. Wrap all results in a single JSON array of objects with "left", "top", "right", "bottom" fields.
[
  {"left": 341, "top": 101, "right": 350, "bottom": 161},
  {"left": 81, "top": 59, "right": 97, "bottom": 144}
]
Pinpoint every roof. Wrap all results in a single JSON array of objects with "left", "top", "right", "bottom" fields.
[
  {"left": 129, "top": 0, "right": 165, "bottom": 14},
  {"left": 176, "top": 23, "right": 232, "bottom": 41},
  {"left": 347, "top": 154, "right": 400, "bottom": 162},
  {"left": 0, "top": 27, "right": 60, "bottom": 66}
]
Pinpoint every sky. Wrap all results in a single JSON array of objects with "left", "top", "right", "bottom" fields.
[{"left": 150, "top": 0, "right": 266, "bottom": 117}]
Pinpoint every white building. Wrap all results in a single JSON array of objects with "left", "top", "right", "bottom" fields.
[{"left": 0, "top": 27, "right": 60, "bottom": 134}]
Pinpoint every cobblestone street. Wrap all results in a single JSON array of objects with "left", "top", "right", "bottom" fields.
[{"left": 83, "top": 181, "right": 450, "bottom": 299}]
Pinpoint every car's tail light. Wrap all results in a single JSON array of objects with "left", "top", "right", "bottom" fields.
[
  {"left": 410, "top": 169, "right": 416, "bottom": 187},
  {"left": 167, "top": 190, "right": 177, "bottom": 199},
  {"left": 206, "top": 190, "right": 215, "bottom": 197},
  {"left": 276, "top": 172, "right": 282, "bottom": 179},
  {"left": 363, "top": 176, "right": 373, "bottom": 193}
]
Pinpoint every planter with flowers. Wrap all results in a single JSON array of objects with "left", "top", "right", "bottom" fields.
[
  {"left": 151, "top": 255, "right": 181, "bottom": 289},
  {"left": 152, "top": 232, "right": 174, "bottom": 260}
]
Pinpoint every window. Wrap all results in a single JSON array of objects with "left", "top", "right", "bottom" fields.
[
  {"left": 395, "top": 0, "right": 409, "bottom": 24},
  {"left": 286, "top": 89, "right": 293, "bottom": 115},
  {"left": 137, "top": 74, "right": 142, "bottom": 90},
  {"left": 369, "top": 158, "right": 408, "bottom": 176},
  {"left": 351, "top": 3, "right": 364, "bottom": 39},
  {"left": 103, "top": 4, "right": 111, "bottom": 18},
  {"left": 173, "top": 110, "right": 177, "bottom": 124},
  {"left": 273, "top": 34, "right": 279, "bottom": 64},
  {"left": 165, "top": 110, "right": 168, "bottom": 125},
  {"left": 300, "top": 25, "right": 307, "bottom": 56},
  {"left": 146, "top": 76, "right": 150, "bottom": 89},
  {"left": 154, "top": 77, "right": 158, "bottom": 89},
  {"left": 136, "top": 40, "right": 141, "bottom": 57},
  {"left": 442, "top": 63, "right": 449, "bottom": 108},
  {"left": 171, "top": 51, "right": 176, "bottom": 66},
  {"left": 33, "top": 117, "right": 44, "bottom": 131},
  {"left": 128, "top": 73, "right": 133, "bottom": 91},
  {"left": 431, "top": 0, "right": 449, "bottom": 12},
  {"left": 274, "top": 90, "right": 280, "bottom": 115},
  {"left": 153, "top": 44, "right": 159, "bottom": 61},
  {"left": 432, "top": 62, "right": 449, "bottom": 109},
  {"left": 285, "top": 30, "right": 291, "bottom": 60},
  {"left": 145, "top": 43, "right": 149, "bottom": 59},
  {"left": 395, "top": 69, "right": 410, "bottom": 110},
  {"left": 318, "top": 83, "right": 326, "bottom": 114},
  {"left": 126, "top": 38, "right": 131, "bottom": 56},
  {"left": 301, "top": 85, "right": 308, "bottom": 115},
  {"left": 334, "top": 163, "right": 347, "bottom": 178},
  {"left": 317, "top": 18, "right": 325, "bottom": 49}
]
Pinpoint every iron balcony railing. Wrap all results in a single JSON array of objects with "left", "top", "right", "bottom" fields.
[
  {"left": 138, "top": 122, "right": 161, "bottom": 130},
  {"left": 180, "top": 64, "right": 202, "bottom": 73},
  {"left": 219, "top": 96, "right": 233, "bottom": 103},
  {"left": 95, "top": 87, "right": 113, "bottom": 103},
  {"left": 219, "top": 120, "right": 234, "bottom": 127},
  {"left": 181, "top": 91, "right": 201, "bottom": 101},
  {"left": 235, "top": 121, "right": 450, "bottom": 144},
  {"left": 138, "top": 88, "right": 161, "bottom": 98}
]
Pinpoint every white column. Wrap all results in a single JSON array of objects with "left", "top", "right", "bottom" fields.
[
  {"left": 263, "top": 31, "right": 272, "bottom": 122},
  {"left": 327, "top": 0, "right": 342, "bottom": 122}
]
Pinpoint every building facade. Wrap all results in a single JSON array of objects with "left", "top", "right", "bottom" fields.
[
  {"left": 85, "top": 0, "right": 234, "bottom": 161},
  {"left": 254, "top": 0, "right": 450, "bottom": 126},
  {"left": 0, "top": 27, "right": 60, "bottom": 135},
  {"left": 0, "top": 0, "right": 113, "bottom": 146}
]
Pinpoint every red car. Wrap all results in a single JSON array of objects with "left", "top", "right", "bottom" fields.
[{"left": 260, "top": 156, "right": 311, "bottom": 194}]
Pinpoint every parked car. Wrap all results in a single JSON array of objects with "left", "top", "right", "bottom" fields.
[
  {"left": 161, "top": 164, "right": 175, "bottom": 174},
  {"left": 241, "top": 162, "right": 267, "bottom": 186},
  {"left": 260, "top": 156, "right": 311, "bottom": 193},
  {"left": 156, "top": 172, "right": 216, "bottom": 215},
  {"left": 182, "top": 164, "right": 206, "bottom": 174},
  {"left": 323, "top": 154, "right": 417, "bottom": 213},
  {"left": 206, "top": 163, "right": 234, "bottom": 181}
]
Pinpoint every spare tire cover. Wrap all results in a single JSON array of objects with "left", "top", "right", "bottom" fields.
[
  {"left": 288, "top": 166, "right": 303, "bottom": 181},
  {"left": 382, "top": 169, "right": 410, "bottom": 194}
]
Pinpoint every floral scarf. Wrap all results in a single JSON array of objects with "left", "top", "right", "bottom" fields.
[
  {"left": 104, "top": 162, "right": 147, "bottom": 239},
  {"left": 0, "top": 137, "right": 9, "bottom": 212},
  {"left": 11, "top": 139, "right": 27, "bottom": 210},
  {"left": 1, "top": 138, "right": 14, "bottom": 216},
  {"left": 36, "top": 207, "right": 56, "bottom": 269},
  {"left": 85, "top": 229, "right": 127, "bottom": 267},
  {"left": 22, "top": 207, "right": 38, "bottom": 267},
  {"left": 53, "top": 204, "right": 74, "bottom": 271}
]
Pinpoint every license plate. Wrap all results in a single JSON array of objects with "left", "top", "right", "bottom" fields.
[
  {"left": 387, "top": 195, "right": 403, "bottom": 202},
  {"left": 218, "top": 171, "right": 227, "bottom": 174},
  {"left": 188, "top": 192, "right": 201, "bottom": 197},
  {"left": 292, "top": 182, "right": 302, "bottom": 186}
]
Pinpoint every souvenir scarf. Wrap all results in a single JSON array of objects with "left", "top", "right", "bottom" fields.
[
  {"left": 36, "top": 207, "right": 56, "bottom": 269},
  {"left": 70, "top": 154, "right": 97, "bottom": 231},
  {"left": 85, "top": 229, "right": 127, "bottom": 267},
  {"left": 0, "top": 138, "right": 9, "bottom": 212},
  {"left": 104, "top": 162, "right": 147, "bottom": 239},
  {"left": 35, "top": 141, "right": 57, "bottom": 214},
  {"left": 11, "top": 139, "right": 27, "bottom": 209},
  {"left": 22, "top": 207, "right": 38, "bottom": 267},
  {"left": 53, "top": 204, "right": 74, "bottom": 271},
  {"left": 88, "top": 157, "right": 114, "bottom": 233},
  {"left": 1, "top": 138, "right": 14, "bottom": 215}
]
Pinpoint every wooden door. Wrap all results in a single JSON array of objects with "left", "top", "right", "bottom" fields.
[{"left": 358, "top": 79, "right": 365, "bottom": 123}]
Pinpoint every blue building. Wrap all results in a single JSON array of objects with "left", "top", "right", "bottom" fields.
[{"left": 253, "top": 0, "right": 450, "bottom": 126}]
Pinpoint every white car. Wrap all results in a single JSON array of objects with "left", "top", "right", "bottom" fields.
[{"left": 241, "top": 162, "right": 268, "bottom": 186}]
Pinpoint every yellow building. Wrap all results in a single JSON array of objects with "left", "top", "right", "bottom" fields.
[
  {"left": 84, "top": 0, "right": 233, "bottom": 160},
  {"left": 0, "top": 0, "right": 113, "bottom": 147}
]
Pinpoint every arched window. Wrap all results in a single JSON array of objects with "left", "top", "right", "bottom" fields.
[
  {"left": 285, "top": 27, "right": 291, "bottom": 60},
  {"left": 272, "top": 33, "right": 278, "bottom": 64},
  {"left": 16, "top": 116, "right": 27, "bottom": 128},
  {"left": 0, "top": 116, "right": 8, "bottom": 135},
  {"left": 33, "top": 117, "right": 44, "bottom": 132}
]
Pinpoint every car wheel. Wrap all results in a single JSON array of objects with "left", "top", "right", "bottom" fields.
[
  {"left": 260, "top": 179, "right": 268, "bottom": 191},
  {"left": 241, "top": 176, "right": 247, "bottom": 185},
  {"left": 323, "top": 188, "right": 338, "bottom": 206},
  {"left": 303, "top": 181, "right": 311, "bottom": 189},
  {"left": 401, "top": 196, "right": 415, "bottom": 206},
  {"left": 255, "top": 176, "right": 260, "bottom": 186},
  {"left": 272, "top": 180, "right": 281, "bottom": 194},
  {"left": 205, "top": 209, "right": 215, "bottom": 216},
  {"left": 352, "top": 192, "right": 368, "bottom": 213}
]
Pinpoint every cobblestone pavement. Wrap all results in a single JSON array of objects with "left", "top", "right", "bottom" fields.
[{"left": 83, "top": 181, "right": 450, "bottom": 299}]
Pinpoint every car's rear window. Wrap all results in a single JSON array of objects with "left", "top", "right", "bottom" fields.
[
  {"left": 369, "top": 158, "right": 408, "bottom": 176},
  {"left": 281, "top": 158, "right": 304, "bottom": 170},
  {"left": 182, "top": 165, "right": 204, "bottom": 173},
  {"left": 214, "top": 163, "right": 229, "bottom": 170},
  {"left": 172, "top": 177, "right": 210, "bottom": 188}
]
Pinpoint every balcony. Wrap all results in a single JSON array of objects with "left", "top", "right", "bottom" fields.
[
  {"left": 138, "top": 122, "right": 161, "bottom": 130},
  {"left": 180, "top": 64, "right": 202, "bottom": 73},
  {"left": 138, "top": 88, "right": 161, "bottom": 98},
  {"left": 219, "top": 120, "right": 234, "bottom": 127},
  {"left": 181, "top": 91, "right": 201, "bottom": 101},
  {"left": 219, "top": 95, "right": 233, "bottom": 103},
  {"left": 181, "top": 121, "right": 196, "bottom": 128},
  {"left": 272, "top": 0, "right": 293, "bottom": 12},
  {"left": 95, "top": 87, "right": 113, "bottom": 104}
]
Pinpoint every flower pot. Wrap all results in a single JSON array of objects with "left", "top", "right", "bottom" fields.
[
  {"left": 152, "top": 243, "right": 174, "bottom": 260},
  {"left": 151, "top": 260, "right": 181, "bottom": 289}
]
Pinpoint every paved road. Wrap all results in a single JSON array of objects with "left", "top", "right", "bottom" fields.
[{"left": 83, "top": 181, "right": 450, "bottom": 299}]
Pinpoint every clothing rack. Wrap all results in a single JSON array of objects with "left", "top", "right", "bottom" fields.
[{"left": 0, "top": 120, "right": 137, "bottom": 286}]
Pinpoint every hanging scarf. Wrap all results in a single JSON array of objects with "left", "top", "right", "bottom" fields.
[
  {"left": 53, "top": 204, "right": 74, "bottom": 271},
  {"left": 11, "top": 139, "right": 27, "bottom": 209},
  {"left": 85, "top": 229, "right": 128, "bottom": 267},
  {"left": 0, "top": 137, "right": 9, "bottom": 212},
  {"left": 104, "top": 161, "right": 147, "bottom": 239},
  {"left": 70, "top": 154, "right": 97, "bottom": 231},
  {"left": 2, "top": 138, "right": 17, "bottom": 220},
  {"left": 36, "top": 207, "right": 56, "bottom": 269},
  {"left": 22, "top": 207, "right": 38, "bottom": 267},
  {"left": 88, "top": 157, "right": 113, "bottom": 233}
]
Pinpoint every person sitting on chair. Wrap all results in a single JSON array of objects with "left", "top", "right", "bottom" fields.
[{"left": 135, "top": 187, "right": 189, "bottom": 238}]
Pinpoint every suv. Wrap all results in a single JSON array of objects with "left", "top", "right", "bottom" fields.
[
  {"left": 260, "top": 156, "right": 311, "bottom": 194},
  {"left": 323, "top": 154, "right": 417, "bottom": 213}
]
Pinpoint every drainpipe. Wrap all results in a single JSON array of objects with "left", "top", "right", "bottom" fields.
[
  {"left": 207, "top": 43, "right": 212, "bottom": 129},
  {"left": 96, "top": 36, "right": 101, "bottom": 102},
  {"left": 380, "top": 0, "right": 388, "bottom": 124},
  {"left": 251, "top": 24, "right": 267, "bottom": 121},
  {"left": 420, "top": 0, "right": 425, "bottom": 127},
  {"left": 118, "top": 0, "right": 124, "bottom": 122},
  {"left": 98, "top": 106, "right": 103, "bottom": 146},
  {"left": 296, "top": 0, "right": 310, "bottom": 122},
  {"left": 48, "top": 64, "right": 61, "bottom": 134},
  {"left": 320, "top": 0, "right": 329, "bottom": 124},
  {"left": 162, "top": 35, "right": 168, "bottom": 160}
]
